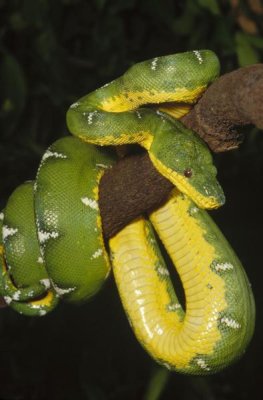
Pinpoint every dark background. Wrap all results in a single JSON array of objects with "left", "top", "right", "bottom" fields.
[{"left": 0, "top": 1, "right": 263, "bottom": 399}]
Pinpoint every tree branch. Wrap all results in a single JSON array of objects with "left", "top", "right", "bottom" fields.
[
  {"left": 100, "top": 64, "right": 263, "bottom": 239},
  {"left": 181, "top": 64, "right": 263, "bottom": 152}
]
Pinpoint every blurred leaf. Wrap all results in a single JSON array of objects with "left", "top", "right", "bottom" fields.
[
  {"left": 246, "top": 34, "right": 263, "bottom": 49},
  {"left": 197, "top": 0, "right": 221, "bottom": 15},
  {"left": 144, "top": 368, "right": 170, "bottom": 400},
  {"left": 21, "top": 0, "right": 49, "bottom": 29},
  {"left": 93, "top": 0, "right": 107, "bottom": 10},
  {"left": 34, "top": 29, "right": 57, "bottom": 63},
  {"left": 81, "top": 383, "right": 106, "bottom": 400},
  {"left": 0, "top": 52, "right": 27, "bottom": 134},
  {"left": 9, "top": 12, "right": 27, "bottom": 31},
  {"left": 172, "top": 0, "right": 199, "bottom": 36},
  {"left": 235, "top": 32, "right": 260, "bottom": 66}
]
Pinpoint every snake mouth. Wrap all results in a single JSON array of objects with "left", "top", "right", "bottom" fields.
[
  {"left": 177, "top": 180, "right": 225, "bottom": 209},
  {"left": 168, "top": 171, "right": 225, "bottom": 209}
]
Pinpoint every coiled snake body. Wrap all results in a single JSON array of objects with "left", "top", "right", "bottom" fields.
[{"left": 0, "top": 50, "right": 255, "bottom": 374}]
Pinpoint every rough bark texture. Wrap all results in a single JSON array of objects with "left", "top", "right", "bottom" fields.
[
  {"left": 99, "top": 152, "right": 173, "bottom": 239},
  {"left": 100, "top": 64, "right": 263, "bottom": 239},
  {"left": 181, "top": 64, "right": 263, "bottom": 152}
]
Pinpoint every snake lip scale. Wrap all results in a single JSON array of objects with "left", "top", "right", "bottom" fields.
[{"left": 0, "top": 50, "right": 255, "bottom": 374}]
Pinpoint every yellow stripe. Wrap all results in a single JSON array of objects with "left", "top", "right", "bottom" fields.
[
  {"left": 100, "top": 86, "right": 206, "bottom": 113},
  {"left": 158, "top": 103, "right": 192, "bottom": 119},
  {"left": 79, "top": 131, "right": 151, "bottom": 147},
  {"left": 150, "top": 190, "right": 227, "bottom": 368},
  {"left": 110, "top": 219, "right": 182, "bottom": 353},
  {"left": 30, "top": 290, "right": 55, "bottom": 307}
]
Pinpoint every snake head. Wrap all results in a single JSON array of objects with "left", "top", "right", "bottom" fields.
[{"left": 148, "top": 119, "right": 225, "bottom": 209}]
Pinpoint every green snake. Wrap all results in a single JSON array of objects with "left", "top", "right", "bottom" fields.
[{"left": 0, "top": 50, "right": 255, "bottom": 374}]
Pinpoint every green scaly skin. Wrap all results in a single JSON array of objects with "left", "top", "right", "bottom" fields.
[
  {"left": 0, "top": 137, "right": 116, "bottom": 314},
  {"left": 67, "top": 50, "right": 224, "bottom": 208}
]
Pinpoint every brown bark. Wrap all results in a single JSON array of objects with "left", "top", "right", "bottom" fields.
[
  {"left": 100, "top": 64, "right": 263, "bottom": 239},
  {"left": 181, "top": 64, "right": 263, "bottom": 152},
  {"left": 99, "top": 152, "right": 173, "bottom": 239}
]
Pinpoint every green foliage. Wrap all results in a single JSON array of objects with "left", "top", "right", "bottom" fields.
[
  {"left": 197, "top": 0, "right": 221, "bottom": 16},
  {"left": 0, "top": 53, "right": 27, "bottom": 133},
  {"left": 235, "top": 32, "right": 261, "bottom": 65}
]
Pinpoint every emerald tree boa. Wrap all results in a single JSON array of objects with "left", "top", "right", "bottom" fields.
[{"left": 0, "top": 50, "right": 255, "bottom": 374}]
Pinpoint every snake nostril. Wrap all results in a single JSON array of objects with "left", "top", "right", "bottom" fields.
[{"left": 184, "top": 168, "right": 192, "bottom": 178}]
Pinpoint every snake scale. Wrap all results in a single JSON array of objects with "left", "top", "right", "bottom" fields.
[{"left": 0, "top": 50, "right": 255, "bottom": 374}]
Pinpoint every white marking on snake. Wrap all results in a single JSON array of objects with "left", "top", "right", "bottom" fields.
[
  {"left": 44, "top": 209, "right": 59, "bottom": 229},
  {"left": 156, "top": 110, "right": 166, "bottom": 122},
  {"left": 42, "top": 150, "right": 67, "bottom": 162},
  {"left": 70, "top": 102, "right": 79, "bottom": 109},
  {"left": 167, "top": 303, "right": 181, "bottom": 311},
  {"left": 193, "top": 50, "right": 203, "bottom": 64},
  {"left": 163, "top": 362, "right": 172, "bottom": 370},
  {"left": 40, "top": 279, "right": 51, "bottom": 290},
  {"left": 204, "top": 186, "right": 210, "bottom": 195},
  {"left": 51, "top": 280, "right": 76, "bottom": 296},
  {"left": 167, "top": 65, "right": 176, "bottom": 73},
  {"left": 101, "top": 82, "right": 110, "bottom": 88},
  {"left": 96, "top": 163, "right": 109, "bottom": 169},
  {"left": 38, "top": 230, "right": 59, "bottom": 244},
  {"left": 105, "top": 268, "right": 111, "bottom": 279},
  {"left": 4, "top": 296, "right": 12, "bottom": 304},
  {"left": 196, "top": 358, "right": 210, "bottom": 371},
  {"left": 207, "top": 322, "right": 213, "bottom": 329},
  {"left": 91, "top": 248, "right": 103, "bottom": 259},
  {"left": 140, "top": 306, "right": 153, "bottom": 339},
  {"left": 31, "top": 304, "right": 42, "bottom": 309},
  {"left": 12, "top": 290, "right": 21, "bottom": 301},
  {"left": 221, "top": 317, "right": 241, "bottom": 329},
  {"left": 157, "top": 266, "right": 169, "bottom": 276},
  {"left": 39, "top": 310, "right": 47, "bottom": 316},
  {"left": 154, "top": 324, "right": 164, "bottom": 335},
  {"left": 214, "top": 262, "right": 234, "bottom": 272},
  {"left": 0, "top": 212, "right": 4, "bottom": 221},
  {"left": 37, "top": 256, "right": 44, "bottom": 264},
  {"left": 87, "top": 111, "right": 98, "bottom": 125},
  {"left": 136, "top": 111, "right": 142, "bottom": 119},
  {"left": 151, "top": 57, "right": 158, "bottom": 70},
  {"left": 2, "top": 225, "right": 18, "bottom": 240},
  {"left": 81, "top": 197, "right": 98, "bottom": 210}
]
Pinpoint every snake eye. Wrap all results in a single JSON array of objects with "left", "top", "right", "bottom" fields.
[{"left": 184, "top": 168, "right": 192, "bottom": 178}]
